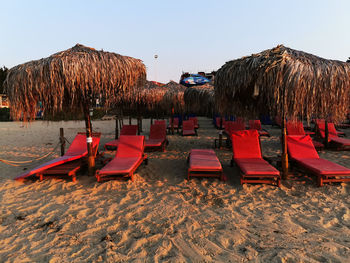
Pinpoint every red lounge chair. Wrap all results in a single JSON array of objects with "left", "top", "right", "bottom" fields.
[
  {"left": 167, "top": 117, "right": 179, "bottom": 133},
  {"left": 231, "top": 130, "right": 280, "bottom": 186},
  {"left": 15, "top": 133, "right": 101, "bottom": 182},
  {"left": 104, "top": 125, "right": 138, "bottom": 150},
  {"left": 154, "top": 120, "right": 166, "bottom": 129},
  {"left": 145, "top": 124, "right": 167, "bottom": 152},
  {"left": 215, "top": 117, "right": 225, "bottom": 129},
  {"left": 316, "top": 121, "right": 349, "bottom": 150},
  {"left": 287, "top": 135, "right": 350, "bottom": 186},
  {"left": 287, "top": 121, "right": 323, "bottom": 149},
  {"left": 224, "top": 121, "right": 245, "bottom": 137},
  {"left": 187, "top": 149, "right": 224, "bottom": 180},
  {"left": 182, "top": 120, "right": 197, "bottom": 136},
  {"left": 96, "top": 135, "right": 147, "bottom": 182},
  {"left": 249, "top": 120, "right": 270, "bottom": 137},
  {"left": 189, "top": 116, "right": 199, "bottom": 129}
]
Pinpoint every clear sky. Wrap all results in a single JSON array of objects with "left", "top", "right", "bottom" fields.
[{"left": 1, "top": 0, "right": 349, "bottom": 83}]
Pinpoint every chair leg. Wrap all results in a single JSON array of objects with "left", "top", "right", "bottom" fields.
[
  {"left": 39, "top": 174, "right": 43, "bottom": 181},
  {"left": 318, "top": 176, "right": 323, "bottom": 187},
  {"left": 187, "top": 172, "right": 190, "bottom": 181},
  {"left": 130, "top": 173, "right": 134, "bottom": 182}
]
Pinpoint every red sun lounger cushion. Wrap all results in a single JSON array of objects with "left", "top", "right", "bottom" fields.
[
  {"left": 292, "top": 158, "right": 350, "bottom": 176},
  {"left": 145, "top": 124, "right": 166, "bottom": 149},
  {"left": 104, "top": 125, "right": 138, "bottom": 150},
  {"left": 182, "top": 120, "right": 196, "bottom": 136},
  {"left": 16, "top": 133, "right": 101, "bottom": 180},
  {"left": 189, "top": 149, "right": 222, "bottom": 171},
  {"left": 286, "top": 135, "right": 320, "bottom": 159},
  {"left": 189, "top": 117, "right": 199, "bottom": 129},
  {"left": 286, "top": 121, "right": 306, "bottom": 136},
  {"left": 330, "top": 137, "right": 350, "bottom": 146},
  {"left": 231, "top": 130, "right": 262, "bottom": 159},
  {"left": 97, "top": 135, "right": 145, "bottom": 181},
  {"left": 234, "top": 158, "right": 280, "bottom": 176}
]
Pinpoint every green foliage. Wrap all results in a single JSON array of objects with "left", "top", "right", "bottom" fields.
[{"left": 0, "top": 66, "right": 8, "bottom": 94}]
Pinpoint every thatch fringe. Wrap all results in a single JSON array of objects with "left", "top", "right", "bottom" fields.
[
  {"left": 215, "top": 45, "right": 350, "bottom": 123},
  {"left": 5, "top": 44, "right": 146, "bottom": 121},
  {"left": 161, "top": 81, "right": 186, "bottom": 114},
  {"left": 184, "top": 83, "right": 214, "bottom": 116}
]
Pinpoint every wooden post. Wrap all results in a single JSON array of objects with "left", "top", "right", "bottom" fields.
[
  {"left": 325, "top": 119, "right": 329, "bottom": 148},
  {"left": 281, "top": 117, "right": 288, "bottom": 179},
  {"left": 115, "top": 118, "right": 119, "bottom": 139},
  {"left": 60, "top": 128, "right": 65, "bottom": 156},
  {"left": 150, "top": 118, "right": 153, "bottom": 126},
  {"left": 171, "top": 107, "right": 175, "bottom": 135},
  {"left": 218, "top": 116, "right": 223, "bottom": 148},
  {"left": 84, "top": 104, "right": 95, "bottom": 176}
]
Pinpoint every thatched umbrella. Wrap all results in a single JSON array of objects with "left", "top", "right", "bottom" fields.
[
  {"left": 184, "top": 83, "right": 214, "bottom": 116},
  {"left": 215, "top": 44, "right": 350, "bottom": 177},
  {"left": 161, "top": 81, "right": 186, "bottom": 134},
  {"left": 5, "top": 44, "right": 146, "bottom": 174}
]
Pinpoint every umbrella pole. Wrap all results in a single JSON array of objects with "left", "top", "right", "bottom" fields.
[
  {"left": 84, "top": 104, "right": 95, "bottom": 176},
  {"left": 219, "top": 115, "right": 223, "bottom": 149},
  {"left": 324, "top": 119, "right": 329, "bottom": 148},
  {"left": 171, "top": 107, "right": 175, "bottom": 135},
  {"left": 281, "top": 84, "right": 288, "bottom": 179},
  {"left": 129, "top": 116, "right": 132, "bottom": 125},
  {"left": 281, "top": 117, "right": 288, "bottom": 179},
  {"left": 115, "top": 117, "right": 119, "bottom": 139}
]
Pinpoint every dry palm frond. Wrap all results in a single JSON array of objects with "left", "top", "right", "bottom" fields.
[
  {"left": 5, "top": 44, "right": 146, "bottom": 121},
  {"left": 215, "top": 45, "right": 350, "bottom": 123},
  {"left": 161, "top": 81, "right": 186, "bottom": 114},
  {"left": 184, "top": 84, "right": 214, "bottom": 116}
]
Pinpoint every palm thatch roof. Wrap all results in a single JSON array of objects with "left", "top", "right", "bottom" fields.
[
  {"left": 184, "top": 83, "right": 214, "bottom": 116},
  {"left": 5, "top": 44, "right": 146, "bottom": 121},
  {"left": 215, "top": 45, "right": 350, "bottom": 123},
  {"left": 161, "top": 81, "right": 186, "bottom": 114}
]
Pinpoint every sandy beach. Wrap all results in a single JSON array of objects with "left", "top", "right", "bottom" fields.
[{"left": 0, "top": 117, "right": 349, "bottom": 262}]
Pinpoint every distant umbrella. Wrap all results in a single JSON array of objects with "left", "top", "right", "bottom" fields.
[
  {"left": 180, "top": 74, "right": 210, "bottom": 87},
  {"left": 5, "top": 44, "right": 146, "bottom": 174}
]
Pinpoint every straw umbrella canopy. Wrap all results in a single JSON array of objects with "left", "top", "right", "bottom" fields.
[
  {"left": 184, "top": 83, "right": 214, "bottom": 116},
  {"left": 215, "top": 44, "right": 350, "bottom": 176},
  {"left": 4, "top": 44, "right": 146, "bottom": 173},
  {"left": 161, "top": 81, "right": 186, "bottom": 115}
]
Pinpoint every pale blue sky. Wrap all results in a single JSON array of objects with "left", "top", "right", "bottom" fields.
[{"left": 1, "top": 0, "right": 349, "bottom": 83}]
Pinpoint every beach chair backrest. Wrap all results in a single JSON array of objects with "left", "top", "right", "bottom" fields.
[
  {"left": 183, "top": 120, "right": 194, "bottom": 130},
  {"left": 169, "top": 117, "right": 179, "bottom": 126},
  {"left": 215, "top": 117, "right": 225, "bottom": 127},
  {"left": 154, "top": 120, "right": 166, "bottom": 128},
  {"left": 249, "top": 120, "right": 262, "bottom": 131},
  {"left": 65, "top": 133, "right": 101, "bottom": 156},
  {"left": 231, "top": 130, "right": 262, "bottom": 159},
  {"left": 120, "top": 125, "right": 138, "bottom": 135},
  {"left": 316, "top": 122, "right": 338, "bottom": 139},
  {"left": 286, "top": 135, "right": 319, "bottom": 159},
  {"left": 149, "top": 124, "right": 166, "bottom": 140},
  {"left": 231, "top": 121, "right": 245, "bottom": 131},
  {"left": 189, "top": 117, "right": 198, "bottom": 126},
  {"left": 116, "top": 135, "right": 145, "bottom": 158},
  {"left": 286, "top": 121, "right": 305, "bottom": 135}
]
